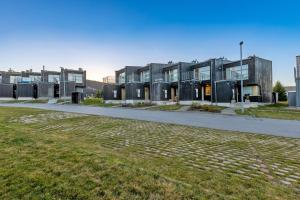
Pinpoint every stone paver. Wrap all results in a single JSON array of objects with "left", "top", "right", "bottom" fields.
[{"left": 7, "top": 111, "right": 300, "bottom": 192}]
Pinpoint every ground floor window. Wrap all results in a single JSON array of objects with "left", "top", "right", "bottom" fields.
[
  {"left": 164, "top": 90, "right": 168, "bottom": 98},
  {"left": 137, "top": 89, "right": 141, "bottom": 98},
  {"left": 243, "top": 85, "right": 260, "bottom": 96},
  {"left": 195, "top": 88, "right": 198, "bottom": 98},
  {"left": 113, "top": 90, "right": 117, "bottom": 98},
  {"left": 205, "top": 85, "right": 211, "bottom": 96}
]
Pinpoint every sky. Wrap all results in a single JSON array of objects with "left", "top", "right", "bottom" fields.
[{"left": 0, "top": 0, "right": 299, "bottom": 85}]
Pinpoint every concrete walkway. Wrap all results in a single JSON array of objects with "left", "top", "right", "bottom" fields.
[{"left": 0, "top": 103, "right": 300, "bottom": 138}]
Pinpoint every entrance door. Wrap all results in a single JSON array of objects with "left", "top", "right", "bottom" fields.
[
  {"left": 171, "top": 88, "right": 175, "bottom": 101},
  {"left": 144, "top": 87, "right": 150, "bottom": 101},
  {"left": 121, "top": 88, "right": 126, "bottom": 100},
  {"left": 54, "top": 84, "right": 60, "bottom": 98},
  {"left": 204, "top": 84, "right": 211, "bottom": 101}
]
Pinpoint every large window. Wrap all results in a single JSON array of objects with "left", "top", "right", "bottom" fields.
[
  {"left": 10, "top": 76, "right": 21, "bottom": 84},
  {"left": 199, "top": 66, "right": 210, "bottom": 81},
  {"left": 119, "top": 72, "right": 126, "bottom": 84},
  {"left": 140, "top": 70, "right": 150, "bottom": 82},
  {"left": 226, "top": 65, "right": 249, "bottom": 80},
  {"left": 68, "top": 73, "right": 83, "bottom": 83},
  {"left": 170, "top": 69, "right": 178, "bottom": 82},
  {"left": 29, "top": 75, "right": 41, "bottom": 82},
  {"left": 48, "top": 75, "right": 60, "bottom": 83},
  {"left": 243, "top": 86, "right": 260, "bottom": 96},
  {"left": 0, "top": 75, "right": 2, "bottom": 83}
]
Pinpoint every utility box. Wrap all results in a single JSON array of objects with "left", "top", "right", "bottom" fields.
[
  {"left": 72, "top": 92, "right": 82, "bottom": 104},
  {"left": 288, "top": 91, "right": 296, "bottom": 107}
]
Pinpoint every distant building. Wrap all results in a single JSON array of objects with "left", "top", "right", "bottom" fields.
[
  {"left": 103, "top": 76, "right": 115, "bottom": 84},
  {"left": 0, "top": 67, "right": 86, "bottom": 99},
  {"left": 86, "top": 80, "right": 104, "bottom": 97}
]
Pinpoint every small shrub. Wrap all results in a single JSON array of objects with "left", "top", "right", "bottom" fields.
[
  {"left": 189, "top": 104, "right": 225, "bottom": 113},
  {"left": 82, "top": 98, "right": 104, "bottom": 105}
]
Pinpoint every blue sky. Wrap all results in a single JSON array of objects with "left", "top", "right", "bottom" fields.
[{"left": 0, "top": 0, "right": 299, "bottom": 85}]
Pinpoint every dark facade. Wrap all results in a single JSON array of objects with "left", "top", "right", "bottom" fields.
[
  {"left": 0, "top": 68, "right": 86, "bottom": 99},
  {"left": 104, "top": 56, "right": 273, "bottom": 104}
]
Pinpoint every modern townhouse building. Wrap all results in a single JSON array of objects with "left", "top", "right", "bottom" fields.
[
  {"left": 0, "top": 67, "right": 86, "bottom": 99},
  {"left": 103, "top": 55, "right": 272, "bottom": 104}
]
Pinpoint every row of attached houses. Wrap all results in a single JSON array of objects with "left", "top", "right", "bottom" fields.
[
  {"left": 103, "top": 56, "right": 272, "bottom": 104},
  {"left": 0, "top": 68, "right": 86, "bottom": 99}
]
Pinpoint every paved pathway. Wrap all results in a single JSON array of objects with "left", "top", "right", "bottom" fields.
[{"left": 0, "top": 103, "right": 300, "bottom": 138}]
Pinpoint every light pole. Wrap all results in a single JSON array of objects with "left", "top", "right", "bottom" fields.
[
  {"left": 60, "top": 67, "right": 66, "bottom": 98},
  {"left": 240, "top": 41, "right": 244, "bottom": 113}
]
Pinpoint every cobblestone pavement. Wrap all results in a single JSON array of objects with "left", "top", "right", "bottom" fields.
[
  {"left": 1, "top": 103, "right": 300, "bottom": 138},
  {"left": 25, "top": 114, "right": 300, "bottom": 192}
]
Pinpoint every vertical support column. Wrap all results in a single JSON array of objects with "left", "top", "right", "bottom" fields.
[{"left": 201, "top": 86, "right": 204, "bottom": 101}]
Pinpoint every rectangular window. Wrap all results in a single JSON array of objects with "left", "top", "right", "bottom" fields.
[
  {"left": 137, "top": 89, "right": 141, "bottom": 98},
  {"left": 195, "top": 88, "right": 198, "bottom": 98},
  {"left": 199, "top": 66, "right": 211, "bottom": 81},
  {"left": 164, "top": 71, "right": 169, "bottom": 82},
  {"left": 10, "top": 76, "right": 21, "bottom": 84},
  {"left": 164, "top": 90, "right": 168, "bottom": 98},
  {"left": 29, "top": 75, "right": 41, "bottom": 82},
  {"left": 243, "top": 86, "right": 260, "bottom": 96},
  {"left": 21, "top": 77, "right": 31, "bottom": 83},
  {"left": 68, "top": 73, "right": 83, "bottom": 83},
  {"left": 170, "top": 69, "right": 178, "bottom": 82},
  {"left": 226, "top": 65, "right": 249, "bottom": 80},
  {"left": 48, "top": 75, "right": 60, "bottom": 83},
  {"left": 119, "top": 72, "right": 126, "bottom": 84},
  {"left": 113, "top": 90, "right": 117, "bottom": 98},
  {"left": 205, "top": 85, "right": 211, "bottom": 96},
  {"left": 141, "top": 70, "right": 150, "bottom": 82}
]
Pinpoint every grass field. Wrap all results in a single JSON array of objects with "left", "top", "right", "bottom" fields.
[
  {"left": 236, "top": 103, "right": 300, "bottom": 120},
  {"left": 0, "top": 107, "right": 299, "bottom": 199},
  {"left": 0, "top": 99, "right": 49, "bottom": 104}
]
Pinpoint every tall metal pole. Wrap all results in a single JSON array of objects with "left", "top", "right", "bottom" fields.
[{"left": 240, "top": 41, "right": 244, "bottom": 113}]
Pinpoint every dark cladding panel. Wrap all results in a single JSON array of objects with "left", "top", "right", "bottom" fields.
[
  {"left": 38, "top": 82, "right": 54, "bottom": 98},
  {"left": 0, "top": 84, "right": 14, "bottom": 97},
  {"left": 180, "top": 81, "right": 193, "bottom": 101},
  {"left": 16, "top": 84, "right": 34, "bottom": 98},
  {"left": 103, "top": 84, "right": 121, "bottom": 100},
  {"left": 151, "top": 82, "right": 170, "bottom": 101},
  {"left": 60, "top": 82, "right": 76, "bottom": 97},
  {"left": 255, "top": 57, "right": 272, "bottom": 102},
  {"left": 125, "top": 83, "right": 145, "bottom": 100},
  {"left": 216, "top": 81, "right": 234, "bottom": 103}
]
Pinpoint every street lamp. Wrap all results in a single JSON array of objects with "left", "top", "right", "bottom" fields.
[{"left": 240, "top": 41, "right": 244, "bottom": 113}]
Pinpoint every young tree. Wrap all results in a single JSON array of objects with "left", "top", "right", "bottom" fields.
[
  {"left": 273, "top": 81, "right": 287, "bottom": 101},
  {"left": 95, "top": 89, "right": 103, "bottom": 98}
]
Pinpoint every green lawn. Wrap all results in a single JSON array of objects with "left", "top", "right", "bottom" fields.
[
  {"left": 0, "top": 107, "right": 299, "bottom": 199},
  {"left": 236, "top": 103, "right": 300, "bottom": 120},
  {"left": 0, "top": 99, "right": 49, "bottom": 104},
  {"left": 148, "top": 104, "right": 183, "bottom": 111}
]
